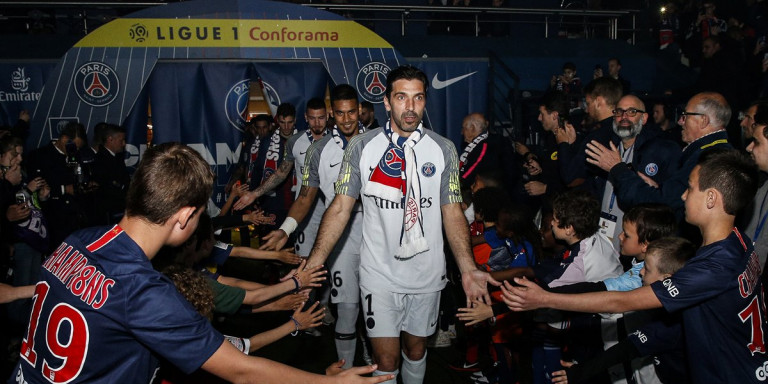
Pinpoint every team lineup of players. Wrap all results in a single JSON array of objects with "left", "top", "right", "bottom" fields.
[{"left": 7, "top": 64, "right": 768, "bottom": 384}]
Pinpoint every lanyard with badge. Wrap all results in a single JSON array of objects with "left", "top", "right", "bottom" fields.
[{"left": 599, "top": 144, "right": 634, "bottom": 241}]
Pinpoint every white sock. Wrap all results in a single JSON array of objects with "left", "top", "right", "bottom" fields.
[
  {"left": 401, "top": 350, "right": 427, "bottom": 384},
  {"left": 373, "top": 369, "right": 398, "bottom": 384},
  {"left": 334, "top": 302, "right": 358, "bottom": 368}
]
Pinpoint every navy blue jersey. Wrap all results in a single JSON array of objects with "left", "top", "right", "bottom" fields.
[
  {"left": 10, "top": 225, "right": 223, "bottom": 384},
  {"left": 650, "top": 228, "right": 768, "bottom": 383}
]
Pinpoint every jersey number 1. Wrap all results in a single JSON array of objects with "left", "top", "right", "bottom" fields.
[{"left": 20, "top": 282, "right": 89, "bottom": 383}]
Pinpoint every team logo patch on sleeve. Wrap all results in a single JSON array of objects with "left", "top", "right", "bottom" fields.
[
  {"left": 421, "top": 162, "right": 436, "bottom": 177},
  {"left": 356, "top": 62, "right": 390, "bottom": 103},
  {"left": 73, "top": 61, "right": 120, "bottom": 107},
  {"left": 644, "top": 163, "right": 659, "bottom": 176}
]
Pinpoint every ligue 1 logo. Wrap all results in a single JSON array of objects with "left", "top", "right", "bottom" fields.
[
  {"left": 356, "top": 62, "right": 390, "bottom": 103},
  {"left": 225, "top": 79, "right": 250, "bottom": 132},
  {"left": 128, "top": 23, "right": 148, "bottom": 42},
  {"left": 73, "top": 61, "right": 119, "bottom": 107}
]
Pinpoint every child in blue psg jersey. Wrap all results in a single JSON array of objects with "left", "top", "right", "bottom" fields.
[
  {"left": 550, "top": 236, "right": 696, "bottom": 384},
  {"left": 10, "top": 142, "right": 390, "bottom": 384},
  {"left": 503, "top": 149, "right": 768, "bottom": 384}
]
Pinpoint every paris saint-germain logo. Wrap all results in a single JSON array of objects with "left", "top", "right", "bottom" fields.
[
  {"left": 225, "top": 79, "right": 250, "bottom": 132},
  {"left": 421, "top": 162, "right": 436, "bottom": 177},
  {"left": 356, "top": 62, "right": 390, "bottom": 103},
  {"left": 73, "top": 62, "right": 119, "bottom": 107},
  {"left": 379, "top": 148, "right": 404, "bottom": 177},
  {"left": 644, "top": 163, "right": 659, "bottom": 177}
]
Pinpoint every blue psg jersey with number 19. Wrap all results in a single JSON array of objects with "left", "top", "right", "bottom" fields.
[
  {"left": 651, "top": 228, "right": 768, "bottom": 383},
  {"left": 10, "top": 225, "right": 223, "bottom": 384}
]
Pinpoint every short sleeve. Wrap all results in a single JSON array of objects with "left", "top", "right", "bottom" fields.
[
  {"left": 284, "top": 133, "right": 301, "bottom": 164},
  {"left": 303, "top": 139, "right": 323, "bottom": 189},
  {"left": 650, "top": 250, "right": 733, "bottom": 313},
  {"left": 438, "top": 136, "right": 462, "bottom": 206},
  {"left": 334, "top": 133, "right": 365, "bottom": 199},
  {"left": 126, "top": 275, "right": 223, "bottom": 374}
]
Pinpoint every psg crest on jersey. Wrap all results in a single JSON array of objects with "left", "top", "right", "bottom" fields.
[
  {"left": 357, "top": 62, "right": 390, "bottom": 103},
  {"left": 645, "top": 162, "right": 659, "bottom": 177},
  {"left": 421, "top": 162, "right": 436, "bottom": 177},
  {"left": 73, "top": 61, "right": 120, "bottom": 107},
  {"left": 225, "top": 79, "right": 250, "bottom": 132}
]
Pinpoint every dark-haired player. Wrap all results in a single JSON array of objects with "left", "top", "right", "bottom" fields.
[{"left": 305, "top": 65, "right": 498, "bottom": 384}]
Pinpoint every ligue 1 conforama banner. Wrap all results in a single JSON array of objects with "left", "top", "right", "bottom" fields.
[{"left": 26, "top": 0, "right": 406, "bottom": 203}]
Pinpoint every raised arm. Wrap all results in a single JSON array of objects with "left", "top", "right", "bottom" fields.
[
  {"left": 259, "top": 185, "right": 320, "bottom": 251},
  {"left": 501, "top": 278, "right": 662, "bottom": 313},
  {"left": 234, "top": 159, "right": 294, "bottom": 211},
  {"left": 201, "top": 340, "right": 393, "bottom": 384},
  {"left": 305, "top": 194, "right": 356, "bottom": 269}
]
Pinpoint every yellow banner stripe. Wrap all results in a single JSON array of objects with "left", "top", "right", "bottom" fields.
[{"left": 75, "top": 19, "right": 392, "bottom": 48}]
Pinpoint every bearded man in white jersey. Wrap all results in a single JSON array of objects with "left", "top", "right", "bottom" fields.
[{"left": 305, "top": 65, "right": 498, "bottom": 384}]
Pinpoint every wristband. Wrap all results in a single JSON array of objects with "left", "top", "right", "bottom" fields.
[
  {"left": 279, "top": 216, "right": 298, "bottom": 236},
  {"left": 290, "top": 315, "right": 301, "bottom": 336},
  {"left": 291, "top": 275, "right": 301, "bottom": 293}
]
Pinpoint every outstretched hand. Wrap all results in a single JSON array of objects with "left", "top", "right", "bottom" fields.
[
  {"left": 293, "top": 260, "right": 327, "bottom": 290},
  {"left": 325, "top": 362, "right": 395, "bottom": 384},
  {"left": 500, "top": 277, "right": 548, "bottom": 311},
  {"left": 456, "top": 299, "right": 494, "bottom": 326},
  {"left": 233, "top": 190, "right": 258, "bottom": 211},
  {"left": 461, "top": 270, "right": 501, "bottom": 308},
  {"left": 292, "top": 301, "right": 325, "bottom": 330},
  {"left": 259, "top": 229, "right": 289, "bottom": 251}
]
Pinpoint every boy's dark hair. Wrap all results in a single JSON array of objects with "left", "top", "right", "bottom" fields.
[
  {"left": 126, "top": 142, "right": 213, "bottom": 224},
  {"left": 276, "top": 102, "right": 296, "bottom": 118},
  {"left": 646, "top": 237, "right": 695, "bottom": 275},
  {"left": 252, "top": 114, "right": 272, "bottom": 124},
  {"left": 330, "top": 84, "right": 359, "bottom": 104},
  {"left": 497, "top": 204, "right": 543, "bottom": 263},
  {"left": 540, "top": 90, "right": 570, "bottom": 121},
  {"left": 562, "top": 62, "right": 577, "bottom": 72},
  {"left": 696, "top": 149, "right": 758, "bottom": 215},
  {"left": 474, "top": 169, "right": 504, "bottom": 189},
  {"left": 0, "top": 136, "right": 17, "bottom": 158},
  {"left": 583, "top": 77, "right": 623, "bottom": 108},
  {"left": 623, "top": 203, "right": 677, "bottom": 244},
  {"left": 608, "top": 57, "right": 622, "bottom": 66},
  {"left": 163, "top": 265, "right": 215, "bottom": 320},
  {"left": 306, "top": 97, "right": 326, "bottom": 111},
  {"left": 385, "top": 65, "right": 428, "bottom": 100},
  {"left": 473, "top": 187, "right": 508, "bottom": 223},
  {"left": 552, "top": 189, "right": 600, "bottom": 239}
]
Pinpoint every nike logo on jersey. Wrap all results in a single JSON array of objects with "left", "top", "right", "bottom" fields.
[
  {"left": 330, "top": 162, "right": 341, "bottom": 167},
  {"left": 300, "top": 151, "right": 307, "bottom": 155},
  {"left": 430, "top": 318, "right": 438, "bottom": 327},
  {"left": 431, "top": 72, "right": 478, "bottom": 89}
]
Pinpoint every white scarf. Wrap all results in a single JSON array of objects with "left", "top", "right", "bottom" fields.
[{"left": 363, "top": 122, "right": 428, "bottom": 260}]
